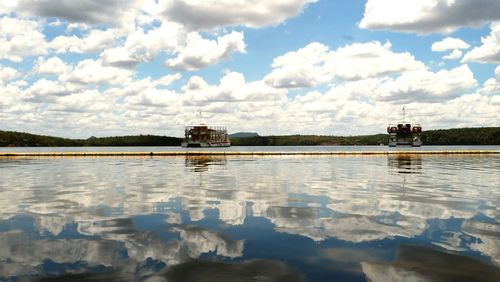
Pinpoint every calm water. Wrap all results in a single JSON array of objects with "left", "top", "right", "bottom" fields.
[
  {"left": 0, "top": 154, "right": 499, "bottom": 281},
  {"left": 1, "top": 145, "right": 499, "bottom": 153}
]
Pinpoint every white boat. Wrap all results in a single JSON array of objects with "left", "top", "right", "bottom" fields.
[
  {"left": 181, "top": 124, "right": 231, "bottom": 148},
  {"left": 387, "top": 107, "right": 422, "bottom": 147}
]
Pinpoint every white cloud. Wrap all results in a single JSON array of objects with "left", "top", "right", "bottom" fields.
[
  {"left": 154, "top": 73, "right": 182, "bottom": 86},
  {"left": 182, "top": 76, "right": 209, "bottom": 92},
  {"left": 12, "top": 0, "right": 145, "bottom": 27},
  {"left": 442, "top": 49, "right": 463, "bottom": 60},
  {"left": 326, "top": 41, "right": 425, "bottom": 80},
  {"left": 180, "top": 72, "right": 286, "bottom": 106},
  {"left": 33, "top": 56, "right": 70, "bottom": 76},
  {"left": 50, "top": 28, "right": 123, "bottom": 54},
  {"left": 126, "top": 88, "right": 182, "bottom": 108},
  {"left": 159, "top": 0, "right": 318, "bottom": 30},
  {"left": 0, "top": 65, "right": 19, "bottom": 84},
  {"left": 6, "top": 0, "right": 317, "bottom": 31},
  {"left": 101, "top": 23, "right": 183, "bottom": 68},
  {"left": 264, "top": 42, "right": 329, "bottom": 88},
  {"left": 3, "top": 66, "right": 497, "bottom": 137},
  {"left": 61, "top": 59, "right": 133, "bottom": 86},
  {"left": 265, "top": 41, "right": 424, "bottom": 88},
  {"left": 0, "top": 66, "right": 23, "bottom": 110},
  {"left": 432, "top": 37, "right": 470, "bottom": 51},
  {"left": 377, "top": 65, "right": 477, "bottom": 103},
  {"left": 360, "top": 0, "right": 500, "bottom": 34},
  {"left": 0, "top": 1, "right": 498, "bottom": 137},
  {"left": 165, "top": 31, "right": 246, "bottom": 71},
  {"left": 0, "top": 0, "right": 17, "bottom": 14},
  {"left": 462, "top": 23, "right": 500, "bottom": 64},
  {"left": 49, "top": 90, "right": 109, "bottom": 113},
  {"left": 23, "top": 79, "right": 84, "bottom": 103},
  {"left": 481, "top": 66, "right": 500, "bottom": 93},
  {"left": 0, "top": 17, "right": 47, "bottom": 62}
]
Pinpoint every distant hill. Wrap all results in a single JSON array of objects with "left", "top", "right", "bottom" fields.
[
  {"left": 229, "top": 132, "right": 259, "bottom": 138},
  {"left": 1, "top": 127, "right": 499, "bottom": 147},
  {"left": 421, "top": 127, "right": 500, "bottom": 145}
]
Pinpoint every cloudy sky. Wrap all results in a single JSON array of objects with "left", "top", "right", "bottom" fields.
[{"left": 0, "top": 0, "right": 499, "bottom": 138}]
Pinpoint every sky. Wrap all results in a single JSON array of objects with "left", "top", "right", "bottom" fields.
[{"left": 0, "top": 0, "right": 499, "bottom": 138}]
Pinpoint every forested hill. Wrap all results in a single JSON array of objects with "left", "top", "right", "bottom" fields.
[
  {"left": 420, "top": 127, "right": 500, "bottom": 145},
  {"left": 1, "top": 127, "right": 499, "bottom": 147},
  {"left": 230, "top": 134, "right": 388, "bottom": 146},
  {"left": 230, "top": 127, "right": 500, "bottom": 146},
  {"left": 0, "top": 131, "right": 181, "bottom": 147}
]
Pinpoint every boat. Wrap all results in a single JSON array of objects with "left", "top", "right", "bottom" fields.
[
  {"left": 387, "top": 107, "right": 422, "bottom": 147},
  {"left": 181, "top": 124, "right": 231, "bottom": 147}
]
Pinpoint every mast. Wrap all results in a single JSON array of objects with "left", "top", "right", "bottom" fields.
[{"left": 198, "top": 110, "right": 203, "bottom": 125}]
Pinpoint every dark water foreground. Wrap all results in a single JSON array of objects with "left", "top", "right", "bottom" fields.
[{"left": 0, "top": 155, "right": 499, "bottom": 281}]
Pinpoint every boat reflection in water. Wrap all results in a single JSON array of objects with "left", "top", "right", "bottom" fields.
[
  {"left": 0, "top": 154, "right": 499, "bottom": 281},
  {"left": 387, "top": 154, "right": 422, "bottom": 174},
  {"left": 184, "top": 155, "right": 228, "bottom": 172}
]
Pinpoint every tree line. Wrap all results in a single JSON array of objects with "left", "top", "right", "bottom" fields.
[
  {"left": 1, "top": 127, "right": 499, "bottom": 147},
  {"left": 0, "top": 131, "right": 181, "bottom": 147}
]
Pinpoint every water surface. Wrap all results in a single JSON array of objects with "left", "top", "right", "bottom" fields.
[
  {"left": 0, "top": 154, "right": 499, "bottom": 281},
  {"left": 1, "top": 145, "right": 499, "bottom": 153}
]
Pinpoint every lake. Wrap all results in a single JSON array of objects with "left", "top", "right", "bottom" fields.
[
  {"left": 0, "top": 148, "right": 499, "bottom": 281},
  {"left": 1, "top": 145, "right": 499, "bottom": 153}
]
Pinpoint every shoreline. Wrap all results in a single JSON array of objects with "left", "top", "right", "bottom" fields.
[{"left": 1, "top": 150, "right": 499, "bottom": 157}]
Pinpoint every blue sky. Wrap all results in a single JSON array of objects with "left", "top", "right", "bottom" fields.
[{"left": 0, "top": 0, "right": 499, "bottom": 138}]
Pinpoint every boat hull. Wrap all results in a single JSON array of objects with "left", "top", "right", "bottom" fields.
[
  {"left": 181, "top": 141, "right": 231, "bottom": 148},
  {"left": 388, "top": 131, "right": 422, "bottom": 147}
]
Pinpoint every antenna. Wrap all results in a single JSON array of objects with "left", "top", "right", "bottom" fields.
[
  {"left": 198, "top": 110, "right": 203, "bottom": 124},
  {"left": 402, "top": 106, "right": 406, "bottom": 122}
]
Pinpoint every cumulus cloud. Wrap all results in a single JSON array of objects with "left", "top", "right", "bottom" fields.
[
  {"left": 23, "top": 79, "right": 84, "bottom": 103},
  {"left": 0, "top": 65, "right": 19, "bottom": 84},
  {"left": 101, "top": 23, "right": 183, "bottom": 68},
  {"left": 33, "top": 56, "right": 70, "bottom": 76},
  {"left": 432, "top": 37, "right": 470, "bottom": 51},
  {"left": 49, "top": 90, "right": 109, "bottom": 113},
  {"left": 165, "top": 31, "right": 246, "bottom": 71},
  {"left": 481, "top": 66, "right": 500, "bottom": 93},
  {"left": 265, "top": 41, "right": 424, "bottom": 88},
  {"left": 360, "top": 0, "right": 500, "bottom": 34},
  {"left": 155, "top": 73, "right": 182, "bottom": 86},
  {"left": 0, "top": 1, "right": 498, "bottom": 137},
  {"left": 61, "top": 59, "right": 133, "bottom": 86},
  {"left": 12, "top": 0, "right": 145, "bottom": 26},
  {"left": 159, "top": 0, "right": 317, "bottom": 30},
  {"left": 182, "top": 76, "right": 209, "bottom": 92},
  {"left": 0, "top": 17, "right": 47, "bottom": 62},
  {"left": 3, "top": 66, "right": 497, "bottom": 137},
  {"left": 462, "top": 22, "right": 500, "bottom": 63},
  {"left": 180, "top": 72, "right": 286, "bottom": 105},
  {"left": 377, "top": 65, "right": 477, "bottom": 103},
  {"left": 50, "top": 28, "right": 123, "bottom": 54},
  {"left": 442, "top": 49, "right": 463, "bottom": 60},
  {"left": 6, "top": 0, "right": 317, "bottom": 31},
  {"left": 126, "top": 88, "right": 181, "bottom": 108}
]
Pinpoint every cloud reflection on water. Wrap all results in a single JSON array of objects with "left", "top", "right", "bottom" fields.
[
  {"left": 0, "top": 154, "right": 499, "bottom": 279},
  {"left": 362, "top": 244, "right": 500, "bottom": 282}
]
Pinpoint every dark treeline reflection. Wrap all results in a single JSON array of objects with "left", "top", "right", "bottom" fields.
[
  {"left": 0, "top": 155, "right": 498, "bottom": 281},
  {"left": 362, "top": 245, "right": 500, "bottom": 282}
]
